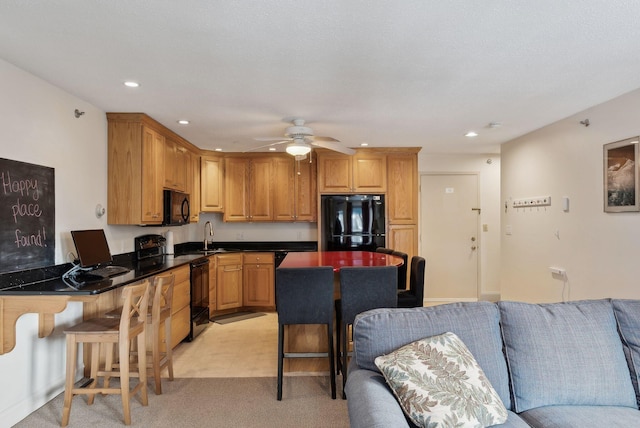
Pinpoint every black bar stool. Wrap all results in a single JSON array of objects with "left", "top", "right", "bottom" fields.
[
  {"left": 276, "top": 266, "right": 336, "bottom": 400},
  {"left": 391, "top": 250, "right": 408, "bottom": 290},
  {"left": 397, "top": 256, "right": 426, "bottom": 308},
  {"left": 336, "top": 265, "right": 397, "bottom": 398}
]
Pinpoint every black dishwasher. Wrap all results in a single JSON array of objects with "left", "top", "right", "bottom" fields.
[{"left": 189, "top": 257, "right": 210, "bottom": 340}]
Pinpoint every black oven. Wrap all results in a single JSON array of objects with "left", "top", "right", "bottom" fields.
[{"left": 189, "top": 257, "right": 209, "bottom": 340}]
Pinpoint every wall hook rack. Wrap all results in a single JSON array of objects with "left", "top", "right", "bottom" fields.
[
  {"left": 74, "top": 109, "right": 85, "bottom": 118},
  {"left": 580, "top": 119, "right": 590, "bottom": 127}
]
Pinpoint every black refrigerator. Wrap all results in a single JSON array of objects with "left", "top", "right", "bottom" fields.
[{"left": 321, "top": 194, "right": 386, "bottom": 251}]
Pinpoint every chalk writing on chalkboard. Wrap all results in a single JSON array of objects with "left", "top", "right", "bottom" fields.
[{"left": 0, "top": 158, "right": 55, "bottom": 273}]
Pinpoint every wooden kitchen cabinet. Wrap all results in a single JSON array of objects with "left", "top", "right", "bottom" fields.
[
  {"left": 386, "top": 150, "right": 420, "bottom": 286},
  {"left": 224, "top": 156, "right": 274, "bottom": 221},
  {"left": 140, "top": 127, "right": 165, "bottom": 223},
  {"left": 388, "top": 224, "right": 418, "bottom": 287},
  {"left": 201, "top": 154, "right": 224, "bottom": 213},
  {"left": 243, "top": 252, "right": 275, "bottom": 308},
  {"left": 106, "top": 113, "right": 200, "bottom": 225},
  {"left": 208, "top": 254, "right": 217, "bottom": 312},
  {"left": 273, "top": 154, "right": 317, "bottom": 222},
  {"left": 188, "top": 151, "right": 201, "bottom": 223},
  {"left": 107, "top": 118, "right": 164, "bottom": 224},
  {"left": 387, "top": 153, "right": 418, "bottom": 224},
  {"left": 165, "top": 264, "right": 191, "bottom": 349},
  {"left": 215, "top": 253, "right": 243, "bottom": 310},
  {"left": 317, "top": 150, "right": 386, "bottom": 193},
  {"left": 164, "top": 137, "right": 189, "bottom": 192}
]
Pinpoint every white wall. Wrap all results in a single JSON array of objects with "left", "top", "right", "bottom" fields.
[
  {"left": 0, "top": 58, "right": 96, "bottom": 427},
  {"left": 0, "top": 58, "right": 201, "bottom": 426},
  {"left": 418, "top": 153, "right": 502, "bottom": 299},
  {"left": 501, "top": 88, "right": 640, "bottom": 303}
]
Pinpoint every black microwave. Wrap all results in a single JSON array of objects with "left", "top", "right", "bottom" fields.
[{"left": 163, "top": 190, "right": 190, "bottom": 226}]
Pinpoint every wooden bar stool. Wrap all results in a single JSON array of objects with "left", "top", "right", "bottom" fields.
[
  {"left": 61, "top": 280, "right": 150, "bottom": 426},
  {"left": 105, "top": 273, "right": 175, "bottom": 394},
  {"left": 147, "top": 273, "right": 175, "bottom": 394}
]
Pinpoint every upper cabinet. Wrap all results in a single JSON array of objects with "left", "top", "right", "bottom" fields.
[
  {"left": 272, "top": 154, "right": 317, "bottom": 222},
  {"left": 164, "top": 138, "right": 189, "bottom": 192},
  {"left": 317, "top": 150, "right": 387, "bottom": 193},
  {"left": 387, "top": 153, "right": 418, "bottom": 224},
  {"left": 224, "top": 156, "right": 274, "bottom": 222},
  {"left": 201, "top": 154, "right": 224, "bottom": 213},
  {"left": 107, "top": 113, "right": 200, "bottom": 225},
  {"left": 188, "top": 151, "right": 201, "bottom": 223}
]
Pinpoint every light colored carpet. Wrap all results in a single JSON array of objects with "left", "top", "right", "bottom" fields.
[{"left": 14, "top": 376, "right": 349, "bottom": 428}]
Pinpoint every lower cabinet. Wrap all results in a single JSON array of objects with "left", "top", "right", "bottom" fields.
[
  {"left": 208, "top": 254, "right": 217, "bottom": 312},
  {"left": 162, "top": 264, "right": 191, "bottom": 349},
  {"left": 216, "top": 253, "right": 243, "bottom": 310},
  {"left": 387, "top": 224, "right": 418, "bottom": 288},
  {"left": 243, "top": 252, "right": 275, "bottom": 308}
]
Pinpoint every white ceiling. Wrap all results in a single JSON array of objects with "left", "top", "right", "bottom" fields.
[{"left": 2, "top": 1, "right": 640, "bottom": 155}]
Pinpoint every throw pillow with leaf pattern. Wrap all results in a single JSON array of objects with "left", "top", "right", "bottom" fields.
[{"left": 374, "top": 332, "right": 508, "bottom": 428}]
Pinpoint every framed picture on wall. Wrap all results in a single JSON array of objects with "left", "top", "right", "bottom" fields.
[{"left": 604, "top": 137, "right": 640, "bottom": 212}]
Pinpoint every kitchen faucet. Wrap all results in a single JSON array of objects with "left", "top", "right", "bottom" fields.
[{"left": 203, "top": 221, "right": 214, "bottom": 251}]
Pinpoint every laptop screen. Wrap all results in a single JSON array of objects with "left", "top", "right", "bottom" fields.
[{"left": 71, "top": 229, "right": 113, "bottom": 268}]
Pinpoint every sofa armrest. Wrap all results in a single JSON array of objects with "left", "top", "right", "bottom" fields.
[{"left": 345, "top": 367, "right": 411, "bottom": 428}]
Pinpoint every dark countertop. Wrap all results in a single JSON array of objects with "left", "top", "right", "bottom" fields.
[
  {"left": 0, "top": 241, "right": 317, "bottom": 296},
  {"left": 0, "top": 253, "right": 206, "bottom": 296}
]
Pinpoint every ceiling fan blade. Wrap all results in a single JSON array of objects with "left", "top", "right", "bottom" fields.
[
  {"left": 313, "top": 136, "right": 340, "bottom": 142},
  {"left": 311, "top": 141, "right": 355, "bottom": 155},
  {"left": 254, "top": 137, "right": 291, "bottom": 142},
  {"left": 243, "top": 140, "right": 289, "bottom": 152}
]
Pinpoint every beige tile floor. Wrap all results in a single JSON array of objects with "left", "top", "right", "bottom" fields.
[{"left": 172, "top": 312, "right": 279, "bottom": 378}]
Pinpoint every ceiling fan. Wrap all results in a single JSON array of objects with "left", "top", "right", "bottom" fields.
[{"left": 251, "top": 118, "right": 355, "bottom": 157}]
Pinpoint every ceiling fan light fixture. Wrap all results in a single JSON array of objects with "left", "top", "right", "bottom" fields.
[{"left": 285, "top": 141, "right": 311, "bottom": 156}]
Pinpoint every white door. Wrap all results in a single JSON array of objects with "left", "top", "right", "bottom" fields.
[{"left": 420, "top": 173, "right": 480, "bottom": 302}]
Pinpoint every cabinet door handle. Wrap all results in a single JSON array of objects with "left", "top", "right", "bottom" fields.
[{"left": 223, "top": 267, "right": 242, "bottom": 272}]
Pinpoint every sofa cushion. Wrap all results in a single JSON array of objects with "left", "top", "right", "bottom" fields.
[
  {"left": 352, "top": 302, "right": 511, "bottom": 409},
  {"left": 499, "top": 299, "right": 637, "bottom": 413},
  {"left": 374, "top": 332, "right": 508, "bottom": 428},
  {"left": 519, "top": 405, "right": 640, "bottom": 427},
  {"left": 612, "top": 299, "right": 640, "bottom": 404}
]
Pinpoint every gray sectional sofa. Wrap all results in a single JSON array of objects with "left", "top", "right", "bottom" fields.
[{"left": 345, "top": 299, "right": 640, "bottom": 428}]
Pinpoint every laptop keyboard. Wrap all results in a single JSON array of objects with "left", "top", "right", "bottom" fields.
[{"left": 91, "top": 265, "right": 130, "bottom": 278}]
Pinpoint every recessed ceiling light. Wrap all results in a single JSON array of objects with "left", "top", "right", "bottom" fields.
[
  {"left": 214, "top": 148, "right": 222, "bottom": 152},
  {"left": 465, "top": 131, "right": 478, "bottom": 137},
  {"left": 177, "top": 120, "right": 190, "bottom": 125},
  {"left": 123, "top": 81, "right": 139, "bottom": 88},
  {"left": 360, "top": 142, "right": 369, "bottom": 147}
]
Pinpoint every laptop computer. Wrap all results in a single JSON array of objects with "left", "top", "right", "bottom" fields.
[{"left": 70, "top": 229, "right": 129, "bottom": 278}]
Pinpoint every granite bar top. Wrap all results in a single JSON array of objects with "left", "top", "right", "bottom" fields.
[{"left": 0, "top": 241, "right": 317, "bottom": 296}]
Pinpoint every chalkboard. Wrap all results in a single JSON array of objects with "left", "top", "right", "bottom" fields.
[{"left": 0, "top": 158, "right": 55, "bottom": 273}]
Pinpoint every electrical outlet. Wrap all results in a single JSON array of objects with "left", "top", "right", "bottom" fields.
[
  {"left": 236, "top": 232, "right": 244, "bottom": 240},
  {"left": 549, "top": 266, "right": 566, "bottom": 278}
]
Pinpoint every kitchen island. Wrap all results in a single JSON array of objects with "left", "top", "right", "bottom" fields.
[{"left": 279, "top": 250, "right": 403, "bottom": 373}]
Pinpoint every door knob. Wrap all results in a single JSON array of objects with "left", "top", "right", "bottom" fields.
[
  {"left": 471, "top": 246, "right": 477, "bottom": 250},
  {"left": 471, "top": 237, "right": 476, "bottom": 242}
]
